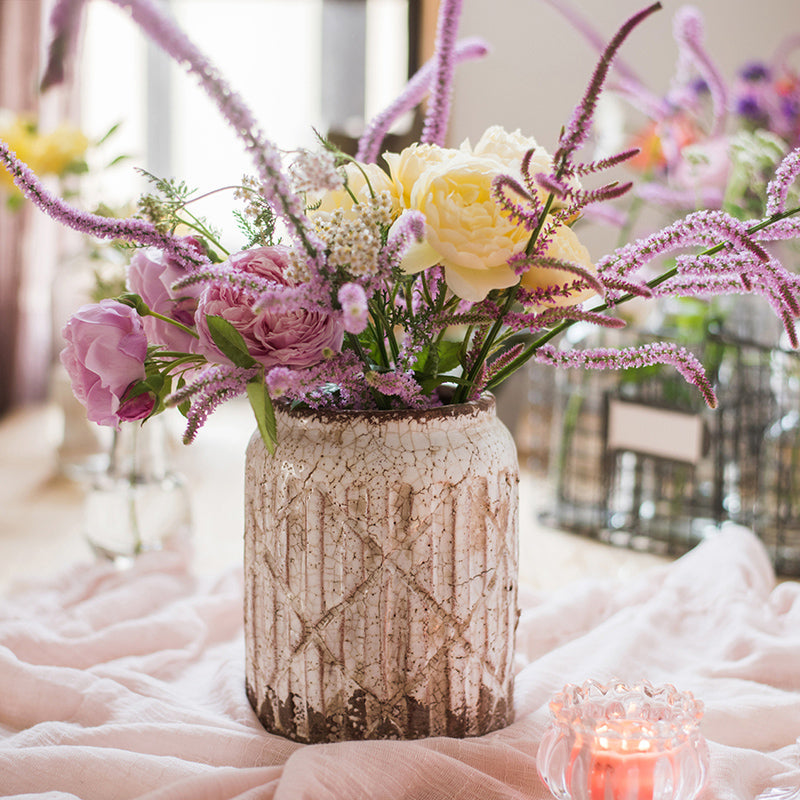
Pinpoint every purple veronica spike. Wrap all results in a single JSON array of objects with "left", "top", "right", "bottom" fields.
[
  {"left": 167, "top": 364, "right": 259, "bottom": 443},
  {"left": 252, "top": 283, "right": 318, "bottom": 315},
  {"left": 598, "top": 210, "right": 770, "bottom": 283},
  {"left": 366, "top": 370, "right": 430, "bottom": 408},
  {"left": 516, "top": 279, "right": 597, "bottom": 308},
  {"left": 509, "top": 254, "right": 604, "bottom": 295},
  {"left": 600, "top": 276, "right": 653, "bottom": 299},
  {"left": 535, "top": 0, "right": 657, "bottom": 95},
  {"left": 568, "top": 148, "right": 641, "bottom": 176},
  {"left": 753, "top": 217, "right": 800, "bottom": 242},
  {"left": 766, "top": 146, "right": 800, "bottom": 215},
  {"left": 171, "top": 266, "right": 278, "bottom": 296},
  {"left": 506, "top": 308, "right": 627, "bottom": 332},
  {"left": 491, "top": 176, "right": 542, "bottom": 231},
  {"left": 356, "top": 37, "right": 489, "bottom": 164},
  {"left": 0, "top": 141, "right": 204, "bottom": 268},
  {"left": 670, "top": 6, "right": 727, "bottom": 136},
  {"left": 555, "top": 3, "right": 662, "bottom": 169},
  {"left": 535, "top": 172, "right": 571, "bottom": 199},
  {"left": 542, "top": 175, "right": 634, "bottom": 207},
  {"left": 421, "top": 0, "right": 464, "bottom": 146},
  {"left": 534, "top": 342, "right": 717, "bottom": 408},
  {"left": 40, "top": 0, "right": 86, "bottom": 91},
  {"left": 106, "top": 0, "right": 324, "bottom": 266},
  {"left": 484, "top": 343, "right": 525, "bottom": 385}
]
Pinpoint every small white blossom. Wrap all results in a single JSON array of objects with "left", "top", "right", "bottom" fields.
[{"left": 290, "top": 149, "right": 344, "bottom": 194}]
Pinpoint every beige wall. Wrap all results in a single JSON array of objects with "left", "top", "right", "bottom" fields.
[{"left": 448, "top": 0, "right": 800, "bottom": 150}]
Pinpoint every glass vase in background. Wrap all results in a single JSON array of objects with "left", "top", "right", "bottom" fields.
[
  {"left": 51, "top": 243, "right": 128, "bottom": 481},
  {"left": 85, "top": 415, "right": 192, "bottom": 565}
]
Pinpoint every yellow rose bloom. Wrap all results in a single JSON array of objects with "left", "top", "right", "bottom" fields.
[
  {"left": 399, "top": 152, "right": 530, "bottom": 302},
  {"left": 519, "top": 223, "right": 596, "bottom": 308}
]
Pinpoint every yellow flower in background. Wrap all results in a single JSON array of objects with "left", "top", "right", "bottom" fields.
[
  {"left": 0, "top": 114, "right": 36, "bottom": 191},
  {"left": 33, "top": 124, "right": 89, "bottom": 176},
  {"left": 520, "top": 223, "right": 596, "bottom": 308},
  {"left": 0, "top": 112, "right": 89, "bottom": 197}
]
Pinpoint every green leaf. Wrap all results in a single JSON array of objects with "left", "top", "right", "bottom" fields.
[
  {"left": 246, "top": 379, "right": 277, "bottom": 455},
  {"left": 96, "top": 121, "right": 122, "bottom": 146},
  {"left": 436, "top": 340, "right": 463, "bottom": 373},
  {"left": 206, "top": 315, "right": 257, "bottom": 369},
  {"left": 107, "top": 154, "right": 132, "bottom": 168}
]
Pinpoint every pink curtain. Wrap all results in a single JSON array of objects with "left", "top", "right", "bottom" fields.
[
  {"left": 0, "top": 0, "right": 77, "bottom": 417},
  {"left": 0, "top": 0, "right": 44, "bottom": 415}
]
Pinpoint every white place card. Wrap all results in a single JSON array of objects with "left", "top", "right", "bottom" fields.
[{"left": 606, "top": 398, "right": 706, "bottom": 465}]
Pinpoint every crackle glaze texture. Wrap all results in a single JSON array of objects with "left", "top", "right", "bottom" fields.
[{"left": 243, "top": 396, "right": 520, "bottom": 743}]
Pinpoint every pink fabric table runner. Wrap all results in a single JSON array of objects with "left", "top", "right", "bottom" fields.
[{"left": 1, "top": 527, "right": 798, "bottom": 799}]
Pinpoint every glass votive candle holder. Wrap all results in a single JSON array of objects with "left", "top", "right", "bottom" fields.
[{"left": 537, "top": 680, "right": 710, "bottom": 800}]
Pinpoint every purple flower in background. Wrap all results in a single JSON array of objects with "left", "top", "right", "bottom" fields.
[
  {"left": 60, "top": 299, "right": 152, "bottom": 427},
  {"left": 127, "top": 245, "right": 202, "bottom": 352},
  {"left": 195, "top": 246, "right": 344, "bottom": 370},
  {"left": 740, "top": 62, "right": 771, "bottom": 82}
]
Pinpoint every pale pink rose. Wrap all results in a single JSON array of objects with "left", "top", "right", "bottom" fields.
[
  {"left": 60, "top": 299, "right": 152, "bottom": 427},
  {"left": 127, "top": 246, "right": 201, "bottom": 352},
  {"left": 195, "top": 246, "right": 344, "bottom": 369}
]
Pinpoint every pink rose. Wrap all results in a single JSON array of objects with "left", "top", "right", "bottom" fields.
[
  {"left": 127, "top": 247, "right": 201, "bottom": 352},
  {"left": 195, "top": 246, "right": 344, "bottom": 369},
  {"left": 60, "top": 299, "right": 153, "bottom": 427}
]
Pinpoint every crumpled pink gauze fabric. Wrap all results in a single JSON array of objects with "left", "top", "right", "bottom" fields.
[{"left": 0, "top": 526, "right": 798, "bottom": 800}]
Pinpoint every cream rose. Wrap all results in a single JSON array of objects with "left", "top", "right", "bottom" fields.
[
  {"left": 383, "top": 143, "right": 458, "bottom": 208},
  {"left": 398, "top": 151, "right": 530, "bottom": 302},
  {"left": 519, "top": 223, "right": 596, "bottom": 308},
  {"left": 466, "top": 125, "right": 579, "bottom": 207}
]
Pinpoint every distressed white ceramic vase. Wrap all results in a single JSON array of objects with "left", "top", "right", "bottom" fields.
[{"left": 244, "top": 395, "right": 520, "bottom": 742}]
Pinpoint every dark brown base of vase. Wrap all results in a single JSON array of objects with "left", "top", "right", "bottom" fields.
[{"left": 246, "top": 680, "right": 513, "bottom": 744}]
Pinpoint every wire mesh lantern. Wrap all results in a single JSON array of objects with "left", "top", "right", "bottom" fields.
[{"left": 544, "top": 319, "right": 800, "bottom": 576}]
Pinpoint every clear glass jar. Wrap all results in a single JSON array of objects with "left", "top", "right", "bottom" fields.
[
  {"left": 537, "top": 680, "right": 710, "bottom": 800},
  {"left": 85, "top": 416, "right": 192, "bottom": 564}
]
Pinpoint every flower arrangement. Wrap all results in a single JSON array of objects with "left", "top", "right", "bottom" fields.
[{"left": 2, "top": 0, "right": 800, "bottom": 456}]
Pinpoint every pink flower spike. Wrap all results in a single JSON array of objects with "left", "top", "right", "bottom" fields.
[
  {"left": 357, "top": 37, "right": 489, "bottom": 164},
  {"left": 555, "top": 3, "right": 662, "bottom": 168},
  {"left": 670, "top": 6, "right": 728, "bottom": 137},
  {"left": 107, "top": 0, "right": 324, "bottom": 266},
  {"left": 534, "top": 341, "right": 717, "bottom": 408},
  {"left": 40, "top": 0, "right": 86, "bottom": 91},
  {"left": 0, "top": 140, "right": 203, "bottom": 268},
  {"left": 766, "top": 146, "right": 800, "bottom": 215},
  {"left": 421, "top": 0, "right": 464, "bottom": 147}
]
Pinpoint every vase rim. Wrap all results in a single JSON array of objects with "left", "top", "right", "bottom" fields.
[{"left": 274, "top": 392, "right": 496, "bottom": 423}]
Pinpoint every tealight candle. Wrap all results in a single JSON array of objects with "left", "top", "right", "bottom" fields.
[{"left": 537, "top": 680, "right": 710, "bottom": 800}]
